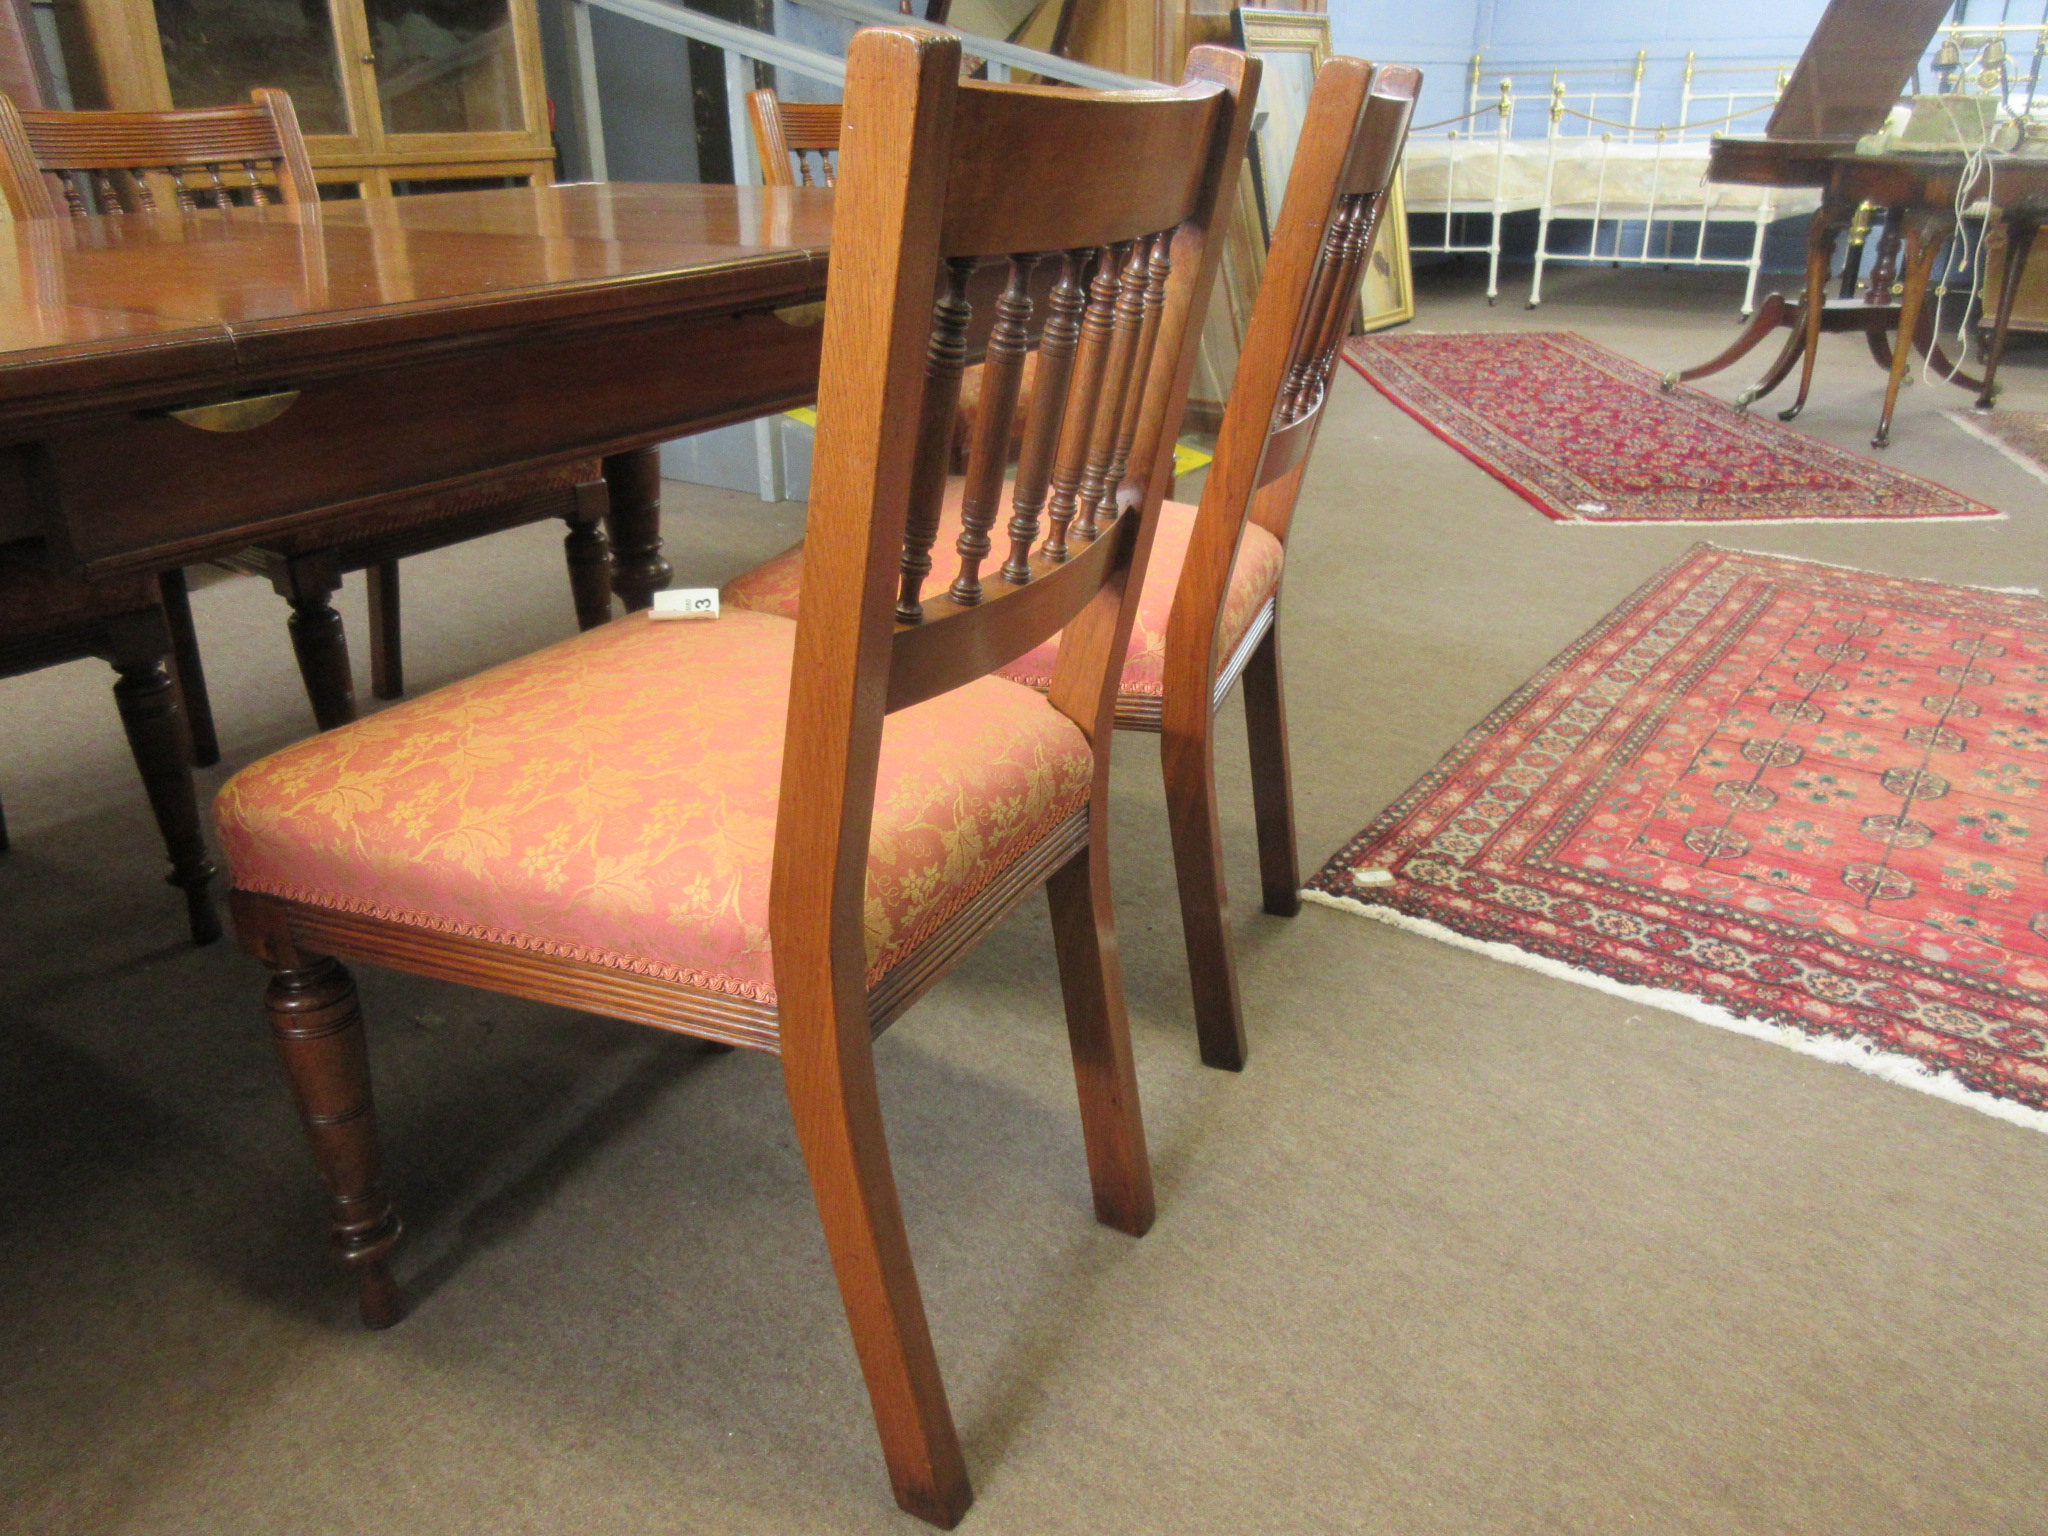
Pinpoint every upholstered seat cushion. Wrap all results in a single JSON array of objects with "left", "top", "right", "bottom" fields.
[
  {"left": 723, "top": 489, "right": 1284, "bottom": 697},
  {"left": 215, "top": 610, "right": 1093, "bottom": 1004}
]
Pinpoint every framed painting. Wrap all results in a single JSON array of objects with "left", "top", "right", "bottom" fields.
[
  {"left": 1231, "top": 6, "right": 1414, "bottom": 333},
  {"left": 1356, "top": 174, "right": 1415, "bottom": 331}
]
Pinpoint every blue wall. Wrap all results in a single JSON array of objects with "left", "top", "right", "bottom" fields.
[
  {"left": 1332, "top": 0, "right": 1833, "bottom": 129},
  {"left": 1329, "top": 2, "right": 1483, "bottom": 125}
]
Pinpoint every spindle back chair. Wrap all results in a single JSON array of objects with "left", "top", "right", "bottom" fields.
[
  {"left": 1151, "top": 58, "right": 1420, "bottom": 1067},
  {"left": 0, "top": 89, "right": 318, "bottom": 216},
  {"left": 216, "top": 29, "right": 1256, "bottom": 1527},
  {"left": 725, "top": 56, "right": 1421, "bottom": 1070},
  {"left": 747, "top": 89, "right": 842, "bottom": 187},
  {"left": 0, "top": 90, "right": 629, "bottom": 733}
]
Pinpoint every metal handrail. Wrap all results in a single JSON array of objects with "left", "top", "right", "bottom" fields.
[
  {"left": 787, "top": 0, "right": 1150, "bottom": 90},
  {"left": 583, "top": 0, "right": 848, "bottom": 83},
  {"left": 567, "top": 0, "right": 849, "bottom": 182}
]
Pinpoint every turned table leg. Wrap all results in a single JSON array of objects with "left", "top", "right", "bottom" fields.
[
  {"left": 602, "top": 447, "right": 672, "bottom": 612},
  {"left": 1977, "top": 212, "right": 2039, "bottom": 411},
  {"left": 1874, "top": 208, "right": 1952, "bottom": 449},
  {"left": 1777, "top": 200, "right": 1851, "bottom": 423}
]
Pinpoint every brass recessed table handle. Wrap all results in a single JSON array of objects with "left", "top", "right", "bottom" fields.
[{"left": 164, "top": 390, "right": 302, "bottom": 433}]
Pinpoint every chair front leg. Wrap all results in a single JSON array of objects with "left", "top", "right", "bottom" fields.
[
  {"left": 263, "top": 953, "right": 404, "bottom": 1329},
  {"left": 780, "top": 1024, "right": 972, "bottom": 1528},
  {"left": 275, "top": 557, "right": 359, "bottom": 730},
  {"left": 1045, "top": 833, "right": 1156, "bottom": 1231},
  {"left": 1160, "top": 698, "right": 1248, "bottom": 1072},
  {"left": 563, "top": 481, "right": 616, "bottom": 630},
  {"left": 104, "top": 609, "right": 220, "bottom": 945},
  {"left": 1240, "top": 622, "right": 1300, "bottom": 917}
]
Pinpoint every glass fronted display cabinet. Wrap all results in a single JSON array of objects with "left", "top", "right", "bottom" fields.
[{"left": 67, "top": 0, "right": 554, "bottom": 195}]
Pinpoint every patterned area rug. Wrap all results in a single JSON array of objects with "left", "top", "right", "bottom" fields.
[
  {"left": 1948, "top": 408, "right": 2048, "bottom": 486},
  {"left": 1306, "top": 545, "right": 2048, "bottom": 1126},
  {"left": 1345, "top": 332, "right": 2000, "bottom": 525}
]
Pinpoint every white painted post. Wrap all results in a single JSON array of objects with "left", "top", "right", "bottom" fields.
[
  {"left": 1486, "top": 79, "right": 1511, "bottom": 302},
  {"left": 724, "top": 46, "right": 785, "bottom": 502},
  {"left": 1529, "top": 79, "right": 1565, "bottom": 306},
  {"left": 566, "top": 0, "right": 609, "bottom": 182}
]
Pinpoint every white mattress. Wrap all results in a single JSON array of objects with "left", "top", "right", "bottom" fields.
[{"left": 1403, "top": 138, "right": 1822, "bottom": 219}]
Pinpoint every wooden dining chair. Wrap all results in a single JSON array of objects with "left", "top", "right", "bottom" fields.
[
  {"left": 0, "top": 543, "right": 218, "bottom": 944},
  {"left": 215, "top": 29, "right": 1255, "bottom": 1526},
  {"left": 729, "top": 58, "right": 1419, "bottom": 1072},
  {"left": 747, "top": 88, "right": 842, "bottom": 188},
  {"left": 0, "top": 90, "right": 626, "bottom": 733}
]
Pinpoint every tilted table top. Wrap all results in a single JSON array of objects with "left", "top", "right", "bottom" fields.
[{"left": 0, "top": 182, "right": 836, "bottom": 434}]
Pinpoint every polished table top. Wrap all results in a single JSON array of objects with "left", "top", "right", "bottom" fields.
[{"left": 0, "top": 182, "right": 837, "bottom": 434}]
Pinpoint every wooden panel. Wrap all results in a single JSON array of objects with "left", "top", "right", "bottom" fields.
[
  {"left": 39, "top": 304, "right": 826, "bottom": 571},
  {"left": 1984, "top": 220, "right": 2048, "bottom": 333}
]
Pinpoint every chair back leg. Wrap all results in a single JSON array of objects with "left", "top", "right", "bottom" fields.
[
  {"left": 367, "top": 560, "right": 404, "bottom": 701},
  {"left": 1240, "top": 623, "right": 1300, "bottom": 916},
  {"left": 563, "top": 480, "right": 616, "bottom": 630},
  {"left": 1160, "top": 706, "right": 1248, "bottom": 1071},
  {"left": 157, "top": 569, "right": 221, "bottom": 766}
]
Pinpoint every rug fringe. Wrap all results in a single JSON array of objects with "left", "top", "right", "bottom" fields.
[
  {"left": 1945, "top": 408, "right": 2048, "bottom": 488},
  {"left": 1300, "top": 887, "right": 2048, "bottom": 1137},
  {"left": 1559, "top": 510, "right": 2005, "bottom": 527}
]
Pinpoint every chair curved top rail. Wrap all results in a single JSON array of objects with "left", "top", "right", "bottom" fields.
[
  {"left": 0, "top": 88, "right": 319, "bottom": 218},
  {"left": 1160, "top": 55, "right": 1418, "bottom": 714}
]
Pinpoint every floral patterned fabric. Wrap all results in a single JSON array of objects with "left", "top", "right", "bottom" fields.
[
  {"left": 723, "top": 488, "right": 1285, "bottom": 697},
  {"left": 216, "top": 610, "right": 1093, "bottom": 1004}
]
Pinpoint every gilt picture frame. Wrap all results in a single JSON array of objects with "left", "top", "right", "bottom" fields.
[{"left": 1231, "top": 6, "right": 1414, "bottom": 333}]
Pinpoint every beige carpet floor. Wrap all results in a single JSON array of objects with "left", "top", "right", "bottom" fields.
[{"left": 5, "top": 261, "right": 2047, "bottom": 1536}]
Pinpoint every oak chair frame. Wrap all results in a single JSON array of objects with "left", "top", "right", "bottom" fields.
[
  {"left": 0, "top": 548, "right": 218, "bottom": 943},
  {"left": 229, "top": 30, "right": 1256, "bottom": 1527},
  {"left": 729, "top": 59, "right": 1420, "bottom": 1072},
  {"left": 0, "top": 89, "right": 644, "bottom": 734},
  {"left": 747, "top": 88, "right": 843, "bottom": 188},
  {"left": 1152, "top": 58, "right": 1420, "bottom": 1070}
]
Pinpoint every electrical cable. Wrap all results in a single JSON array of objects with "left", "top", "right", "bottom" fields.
[{"left": 1918, "top": 91, "right": 1997, "bottom": 388}]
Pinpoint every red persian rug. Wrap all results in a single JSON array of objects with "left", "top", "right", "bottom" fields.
[
  {"left": 1345, "top": 331, "right": 2000, "bottom": 525},
  {"left": 1306, "top": 545, "right": 2048, "bottom": 1126}
]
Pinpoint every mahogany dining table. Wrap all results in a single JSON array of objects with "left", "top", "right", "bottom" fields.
[{"left": 0, "top": 182, "right": 836, "bottom": 591}]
